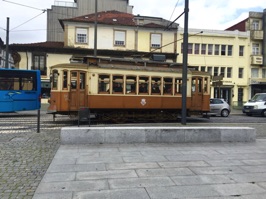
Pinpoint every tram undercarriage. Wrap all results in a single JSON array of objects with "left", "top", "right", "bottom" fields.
[{"left": 49, "top": 108, "right": 208, "bottom": 123}]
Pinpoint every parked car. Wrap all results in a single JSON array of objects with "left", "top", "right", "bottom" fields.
[
  {"left": 242, "top": 93, "right": 266, "bottom": 116},
  {"left": 208, "top": 98, "right": 231, "bottom": 117}
]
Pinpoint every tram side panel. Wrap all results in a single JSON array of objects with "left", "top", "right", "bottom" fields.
[
  {"left": 47, "top": 63, "right": 210, "bottom": 117},
  {"left": 87, "top": 95, "right": 186, "bottom": 110}
]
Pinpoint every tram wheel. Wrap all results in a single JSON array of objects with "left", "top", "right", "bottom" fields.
[{"left": 112, "top": 112, "right": 127, "bottom": 123}]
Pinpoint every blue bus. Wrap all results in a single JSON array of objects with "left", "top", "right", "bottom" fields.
[{"left": 0, "top": 68, "right": 41, "bottom": 112}]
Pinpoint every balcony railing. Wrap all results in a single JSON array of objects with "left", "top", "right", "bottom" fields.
[
  {"left": 251, "top": 30, "right": 263, "bottom": 40},
  {"left": 251, "top": 55, "right": 263, "bottom": 65},
  {"left": 54, "top": 1, "right": 77, "bottom": 8}
]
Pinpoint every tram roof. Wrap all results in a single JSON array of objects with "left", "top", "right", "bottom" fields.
[{"left": 50, "top": 56, "right": 191, "bottom": 74}]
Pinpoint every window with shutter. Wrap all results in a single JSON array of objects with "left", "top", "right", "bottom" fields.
[
  {"left": 114, "top": 30, "right": 126, "bottom": 46},
  {"left": 76, "top": 28, "right": 88, "bottom": 43},
  {"left": 151, "top": 34, "right": 161, "bottom": 48}
]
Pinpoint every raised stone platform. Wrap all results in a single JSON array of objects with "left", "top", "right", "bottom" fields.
[{"left": 61, "top": 127, "right": 256, "bottom": 144}]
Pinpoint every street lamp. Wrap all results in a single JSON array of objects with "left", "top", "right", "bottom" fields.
[{"left": 181, "top": 0, "right": 189, "bottom": 125}]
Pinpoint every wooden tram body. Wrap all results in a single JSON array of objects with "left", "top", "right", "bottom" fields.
[{"left": 47, "top": 57, "right": 211, "bottom": 122}]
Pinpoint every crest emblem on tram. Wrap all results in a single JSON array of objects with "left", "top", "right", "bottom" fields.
[{"left": 140, "top": 98, "right": 146, "bottom": 106}]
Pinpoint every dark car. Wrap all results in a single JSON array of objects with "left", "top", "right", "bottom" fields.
[{"left": 208, "top": 98, "right": 231, "bottom": 117}]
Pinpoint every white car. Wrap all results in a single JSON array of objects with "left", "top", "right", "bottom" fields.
[{"left": 242, "top": 93, "right": 266, "bottom": 117}]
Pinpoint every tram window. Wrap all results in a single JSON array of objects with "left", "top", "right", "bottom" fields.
[
  {"left": 198, "top": 78, "right": 202, "bottom": 93},
  {"left": 63, "top": 71, "right": 68, "bottom": 89},
  {"left": 192, "top": 79, "right": 196, "bottom": 92},
  {"left": 192, "top": 78, "right": 203, "bottom": 93},
  {"left": 175, "top": 78, "right": 182, "bottom": 94},
  {"left": 151, "top": 77, "right": 161, "bottom": 95},
  {"left": 113, "top": 75, "right": 123, "bottom": 93},
  {"left": 71, "top": 72, "right": 77, "bottom": 89},
  {"left": 98, "top": 74, "right": 110, "bottom": 93},
  {"left": 163, "top": 77, "right": 173, "bottom": 95},
  {"left": 126, "top": 76, "right": 136, "bottom": 94},
  {"left": 139, "top": 76, "right": 149, "bottom": 94},
  {"left": 52, "top": 70, "right": 59, "bottom": 90},
  {"left": 80, "top": 73, "right": 85, "bottom": 89},
  {"left": 204, "top": 77, "right": 208, "bottom": 93}
]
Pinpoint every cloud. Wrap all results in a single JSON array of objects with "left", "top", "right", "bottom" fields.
[
  {"left": 1, "top": 0, "right": 266, "bottom": 43},
  {"left": 0, "top": 0, "right": 54, "bottom": 43},
  {"left": 132, "top": 0, "right": 266, "bottom": 30}
]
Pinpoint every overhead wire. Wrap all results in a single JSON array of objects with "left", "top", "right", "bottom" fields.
[
  {"left": 168, "top": 0, "right": 180, "bottom": 22},
  {"left": 2, "top": 0, "right": 47, "bottom": 32},
  {"left": 141, "top": 31, "right": 203, "bottom": 58},
  {"left": 143, "top": 0, "right": 185, "bottom": 57},
  {"left": 11, "top": 29, "right": 46, "bottom": 32},
  {"left": 165, "top": 0, "right": 181, "bottom": 30},
  {"left": 2, "top": 0, "right": 46, "bottom": 12},
  {"left": 3, "top": 0, "right": 79, "bottom": 33},
  {"left": 10, "top": 11, "right": 46, "bottom": 31},
  {"left": 2, "top": 1, "right": 71, "bottom": 33}
]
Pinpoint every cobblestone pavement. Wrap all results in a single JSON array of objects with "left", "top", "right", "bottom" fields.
[
  {"left": 1, "top": 109, "right": 266, "bottom": 199},
  {"left": 0, "top": 111, "right": 71, "bottom": 199}
]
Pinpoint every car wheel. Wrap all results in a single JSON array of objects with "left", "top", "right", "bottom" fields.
[
  {"left": 221, "top": 109, "right": 229, "bottom": 117},
  {"left": 261, "top": 110, "right": 266, "bottom": 117},
  {"left": 246, "top": 113, "right": 252, "bottom": 116}
]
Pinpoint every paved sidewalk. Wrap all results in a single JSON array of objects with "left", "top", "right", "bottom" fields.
[{"left": 34, "top": 139, "right": 266, "bottom": 199}]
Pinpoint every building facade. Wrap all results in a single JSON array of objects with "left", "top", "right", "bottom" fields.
[
  {"left": 226, "top": 9, "right": 266, "bottom": 99},
  {"left": 60, "top": 11, "right": 178, "bottom": 56},
  {"left": 47, "top": 0, "right": 132, "bottom": 42},
  {"left": 0, "top": 38, "right": 14, "bottom": 69},
  {"left": 176, "top": 28, "right": 250, "bottom": 108}
]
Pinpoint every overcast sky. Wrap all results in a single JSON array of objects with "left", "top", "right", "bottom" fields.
[{"left": 0, "top": 0, "right": 266, "bottom": 44}]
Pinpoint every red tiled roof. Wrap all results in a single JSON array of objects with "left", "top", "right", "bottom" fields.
[
  {"left": 60, "top": 10, "right": 166, "bottom": 29},
  {"left": 10, "top": 42, "right": 64, "bottom": 48},
  {"left": 63, "top": 10, "right": 136, "bottom": 26},
  {"left": 225, "top": 18, "right": 248, "bottom": 31}
]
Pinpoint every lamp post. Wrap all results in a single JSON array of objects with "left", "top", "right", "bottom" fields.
[
  {"left": 94, "top": 0, "right": 98, "bottom": 57},
  {"left": 181, "top": 0, "right": 189, "bottom": 125},
  {"left": 5, "top": 17, "right": 10, "bottom": 69}
]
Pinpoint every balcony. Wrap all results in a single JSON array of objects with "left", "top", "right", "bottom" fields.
[
  {"left": 251, "top": 55, "right": 263, "bottom": 65},
  {"left": 54, "top": 1, "right": 77, "bottom": 8},
  {"left": 250, "top": 30, "right": 263, "bottom": 40}
]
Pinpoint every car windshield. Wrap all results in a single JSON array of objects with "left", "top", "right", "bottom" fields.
[{"left": 250, "top": 94, "right": 266, "bottom": 102}]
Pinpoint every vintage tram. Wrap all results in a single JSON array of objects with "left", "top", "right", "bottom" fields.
[{"left": 47, "top": 57, "right": 210, "bottom": 122}]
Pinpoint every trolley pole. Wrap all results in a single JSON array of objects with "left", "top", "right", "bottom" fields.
[
  {"left": 94, "top": 0, "right": 98, "bottom": 57},
  {"left": 5, "top": 17, "right": 10, "bottom": 69},
  {"left": 181, "top": 0, "right": 189, "bottom": 125}
]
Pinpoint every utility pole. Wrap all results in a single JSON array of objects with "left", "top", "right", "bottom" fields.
[
  {"left": 181, "top": 0, "right": 189, "bottom": 125},
  {"left": 94, "top": 0, "right": 98, "bottom": 57},
  {"left": 5, "top": 17, "right": 10, "bottom": 69}
]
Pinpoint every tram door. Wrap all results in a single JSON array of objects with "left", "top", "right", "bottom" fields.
[
  {"left": 191, "top": 77, "right": 203, "bottom": 110},
  {"left": 69, "top": 71, "right": 86, "bottom": 111}
]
